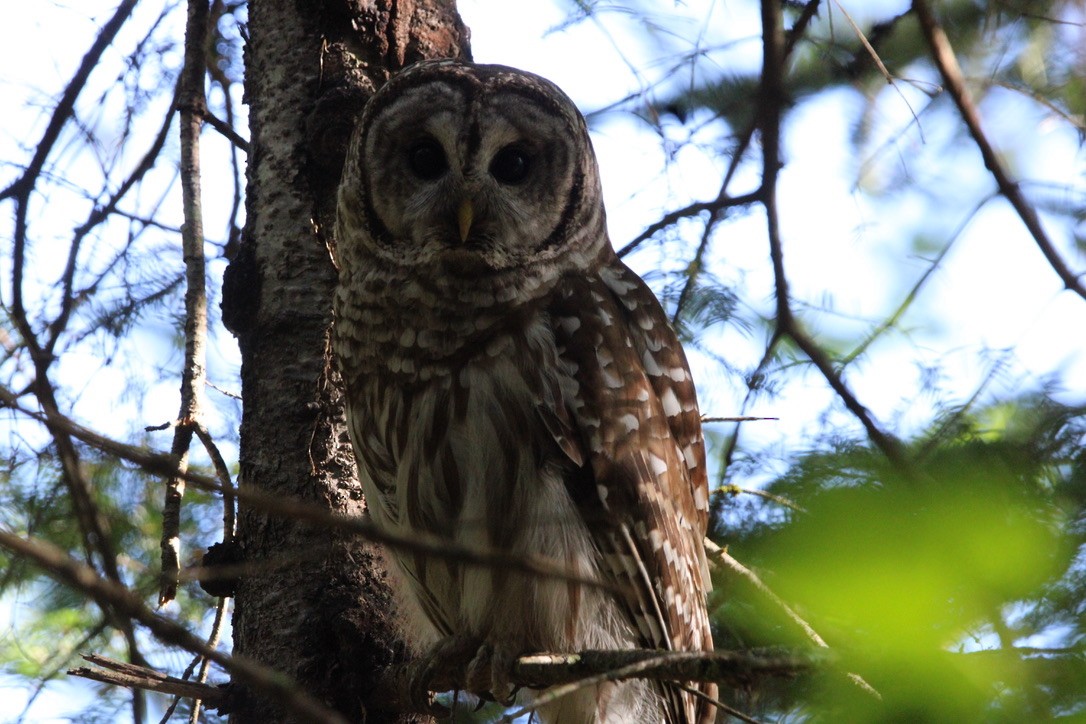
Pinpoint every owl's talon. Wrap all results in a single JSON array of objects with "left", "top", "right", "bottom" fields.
[
  {"left": 409, "top": 634, "right": 487, "bottom": 714},
  {"left": 407, "top": 664, "right": 448, "bottom": 717},
  {"left": 466, "top": 641, "right": 518, "bottom": 706}
]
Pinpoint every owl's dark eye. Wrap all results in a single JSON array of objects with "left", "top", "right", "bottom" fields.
[
  {"left": 489, "top": 145, "right": 531, "bottom": 184},
  {"left": 408, "top": 139, "right": 448, "bottom": 180}
]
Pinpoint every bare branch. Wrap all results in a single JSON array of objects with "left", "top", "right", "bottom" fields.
[
  {"left": 198, "top": 106, "right": 250, "bottom": 151},
  {"left": 912, "top": 0, "right": 1086, "bottom": 301},
  {"left": 758, "top": 0, "right": 909, "bottom": 470},
  {"left": 193, "top": 423, "right": 237, "bottom": 544},
  {"left": 0, "top": 530, "right": 347, "bottom": 723},
  {"left": 70, "top": 654, "right": 227, "bottom": 707},
  {"left": 0, "top": 0, "right": 139, "bottom": 203},
  {"left": 616, "top": 191, "right": 761, "bottom": 259},
  {"left": 161, "top": 0, "right": 212, "bottom": 606},
  {"left": 714, "top": 484, "right": 806, "bottom": 512},
  {"left": 616, "top": 1, "right": 823, "bottom": 261}
]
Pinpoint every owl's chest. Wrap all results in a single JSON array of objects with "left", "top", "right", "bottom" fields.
[
  {"left": 333, "top": 269, "right": 547, "bottom": 385},
  {"left": 343, "top": 311, "right": 576, "bottom": 535}
]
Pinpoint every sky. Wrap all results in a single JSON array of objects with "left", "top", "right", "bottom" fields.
[{"left": 2, "top": 0, "right": 1085, "bottom": 721}]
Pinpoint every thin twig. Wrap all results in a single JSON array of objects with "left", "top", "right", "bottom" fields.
[
  {"left": 714, "top": 484, "right": 806, "bottom": 512},
  {"left": 71, "top": 654, "right": 227, "bottom": 707},
  {"left": 701, "top": 415, "right": 778, "bottom": 423},
  {"left": 839, "top": 193, "right": 993, "bottom": 368},
  {"left": 833, "top": 0, "right": 924, "bottom": 137},
  {"left": 616, "top": 192, "right": 761, "bottom": 259},
  {"left": 706, "top": 541, "right": 880, "bottom": 699},
  {"left": 190, "top": 597, "right": 230, "bottom": 723},
  {"left": 193, "top": 423, "right": 236, "bottom": 543}
]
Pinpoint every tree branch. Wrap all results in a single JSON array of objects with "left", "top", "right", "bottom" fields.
[
  {"left": 160, "top": 0, "right": 211, "bottom": 606},
  {"left": 373, "top": 647, "right": 821, "bottom": 717},
  {"left": 69, "top": 654, "right": 227, "bottom": 708},
  {"left": 0, "top": 529, "right": 348, "bottom": 724},
  {"left": 0, "top": 392, "right": 617, "bottom": 593},
  {"left": 912, "top": 0, "right": 1086, "bottom": 301},
  {"left": 758, "top": 0, "right": 910, "bottom": 470}
]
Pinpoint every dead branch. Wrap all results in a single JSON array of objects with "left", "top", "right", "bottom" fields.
[{"left": 69, "top": 654, "right": 227, "bottom": 708}]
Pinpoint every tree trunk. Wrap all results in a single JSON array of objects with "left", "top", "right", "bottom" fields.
[{"left": 223, "top": 1, "right": 469, "bottom": 720}]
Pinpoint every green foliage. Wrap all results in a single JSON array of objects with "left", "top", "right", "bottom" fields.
[{"left": 717, "top": 396, "right": 1086, "bottom": 720}]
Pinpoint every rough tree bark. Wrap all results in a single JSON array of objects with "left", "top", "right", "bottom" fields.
[{"left": 222, "top": 1, "right": 470, "bottom": 720}]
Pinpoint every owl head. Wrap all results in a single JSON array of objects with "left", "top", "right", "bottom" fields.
[{"left": 336, "top": 60, "right": 609, "bottom": 287}]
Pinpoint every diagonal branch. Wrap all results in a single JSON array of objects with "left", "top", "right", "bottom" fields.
[
  {"left": 46, "top": 79, "right": 182, "bottom": 358},
  {"left": 617, "top": 1, "right": 822, "bottom": 261},
  {"left": 70, "top": 654, "right": 227, "bottom": 707},
  {"left": 0, "top": 529, "right": 347, "bottom": 724},
  {"left": 0, "top": 392, "right": 617, "bottom": 593},
  {"left": 912, "top": 0, "right": 1086, "bottom": 301}
]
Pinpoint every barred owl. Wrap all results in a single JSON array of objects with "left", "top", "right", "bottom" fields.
[{"left": 334, "top": 59, "right": 716, "bottom": 724}]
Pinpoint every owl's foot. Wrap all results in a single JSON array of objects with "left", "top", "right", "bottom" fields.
[
  {"left": 408, "top": 635, "right": 478, "bottom": 715},
  {"left": 410, "top": 636, "right": 520, "bottom": 712},
  {"left": 466, "top": 640, "right": 519, "bottom": 706}
]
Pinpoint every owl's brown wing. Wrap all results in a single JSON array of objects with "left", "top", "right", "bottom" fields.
[{"left": 546, "top": 254, "right": 716, "bottom": 724}]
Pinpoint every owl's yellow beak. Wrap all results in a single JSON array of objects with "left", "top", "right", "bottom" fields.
[{"left": 457, "top": 199, "right": 474, "bottom": 243}]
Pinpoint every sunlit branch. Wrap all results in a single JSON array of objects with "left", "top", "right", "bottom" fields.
[
  {"left": 706, "top": 540, "right": 880, "bottom": 699},
  {"left": 912, "top": 0, "right": 1086, "bottom": 302},
  {"left": 161, "top": 0, "right": 212, "bottom": 607},
  {"left": 377, "top": 647, "right": 818, "bottom": 719},
  {"left": 713, "top": 484, "right": 805, "bottom": 513}
]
